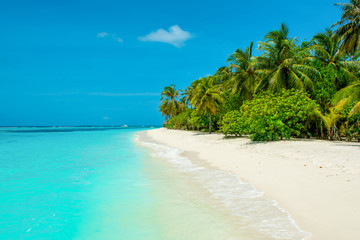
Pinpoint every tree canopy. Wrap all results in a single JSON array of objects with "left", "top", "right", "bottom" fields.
[{"left": 159, "top": 2, "right": 360, "bottom": 141}]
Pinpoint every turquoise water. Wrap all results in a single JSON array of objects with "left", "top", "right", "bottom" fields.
[
  {"left": 0, "top": 127, "right": 310, "bottom": 240},
  {"left": 0, "top": 127, "right": 163, "bottom": 239}
]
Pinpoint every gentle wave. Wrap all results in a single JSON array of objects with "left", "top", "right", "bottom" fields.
[{"left": 136, "top": 133, "right": 311, "bottom": 240}]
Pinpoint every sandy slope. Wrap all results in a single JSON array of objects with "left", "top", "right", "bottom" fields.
[{"left": 144, "top": 128, "right": 360, "bottom": 240}]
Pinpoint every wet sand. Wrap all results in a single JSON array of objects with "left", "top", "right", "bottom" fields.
[{"left": 144, "top": 128, "right": 360, "bottom": 240}]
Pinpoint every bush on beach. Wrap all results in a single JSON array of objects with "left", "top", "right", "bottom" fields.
[
  {"left": 166, "top": 108, "right": 219, "bottom": 131},
  {"left": 221, "top": 89, "right": 319, "bottom": 141}
]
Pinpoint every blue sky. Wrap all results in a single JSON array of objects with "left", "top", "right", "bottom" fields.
[{"left": 0, "top": 0, "right": 341, "bottom": 126}]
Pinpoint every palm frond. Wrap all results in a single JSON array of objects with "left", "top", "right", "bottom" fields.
[
  {"left": 333, "top": 81, "right": 360, "bottom": 103},
  {"left": 349, "top": 101, "right": 360, "bottom": 116}
]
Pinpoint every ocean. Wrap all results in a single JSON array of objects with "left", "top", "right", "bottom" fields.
[{"left": 0, "top": 127, "right": 309, "bottom": 240}]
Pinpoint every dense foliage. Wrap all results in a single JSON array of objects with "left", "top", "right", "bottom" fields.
[
  {"left": 167, "top": 108, "right": 218, "bottom": 131},
  {"left": 222, "top": 90, "right": 318, "bottom": 141},
  {"left": 159, "top": 1, "right": 360, "bottom": 141}
]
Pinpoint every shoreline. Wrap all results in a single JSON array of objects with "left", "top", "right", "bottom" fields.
[
  {"left": 137, "top": 130, "right": 310, "bottom": 239},
  {"left": 143, "top": 128, "right": 360, "bottom": 240}
]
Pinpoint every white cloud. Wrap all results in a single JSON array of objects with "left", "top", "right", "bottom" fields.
[
  {"left": 97, "top": 32, "right": 109, "bottom": 38},
  {"left": 138, "top": 25, "right": 193, "bottom": 47},
  {"left": 97, "top": 32, "right": 123, "bottom": 43},
  {"left": 103, "top": 116, "right": 110, "bottom": 120}
]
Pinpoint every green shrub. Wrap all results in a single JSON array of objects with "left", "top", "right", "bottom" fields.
[
  {"left": 221, "top": 89, "right": 319, "bottom": 141},
  {"left": 166, "top": 108, "right": 222, "bottom": 132},
  {"left": 188, "top": 110, "right": 209, "bottom": 130},
  {"left": 167, "top": 111, "right": 190, "bottom": 130},
  {"left": 312, "top": 65, "right": 337, "bottom": 110},
  {"left": 221, "top": 110, "right": 245, "bottom": 136}
]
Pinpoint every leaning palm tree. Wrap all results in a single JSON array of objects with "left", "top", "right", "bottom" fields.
[
  {"left": 183, "top": 79, "right": 201, "bottom": 106},
  {"left": 227, "top": 42, "right": 262, "bottom": 99},
  {"left": 316, "top": 98, "right": 348, "bottom": 140},
  {"left": 312, "top": 29, "right": 342, "bottom": 65},
  {"left": 326, "top": 27, "right": 360, "bottom": 108},
  {"left": 312, "top": 29, "right": 360, "bottom": 84},
  {"left": 349, "top": 101, "right": 360, "bottom": 116},
  {"left": 333, "top": 80, "right": 360, "bottom": 103},
  {"left": 332, "top": 80, "right": 360, "bottom": 129},
  {"left": 190, "top": 77, "right": 223, "bottom": 134},
  {"left": 332, "top": 0, "right": 360, "bottom": 54},
  {"left": 257, "top": 23, "right": 320, "bottom": 92},
  {"left": 159, "top": 85, "right": 183, "bottom": 120},
  {"left": 213, "top": 66, "right": 233, "bottom": 86}
]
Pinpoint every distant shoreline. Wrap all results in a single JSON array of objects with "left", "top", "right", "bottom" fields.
[
  {"left": 0, "top": 125, "right": 161, "bottom": 128},
  {"left": 144, "top": 128, "right": 360, "bottom": 240}
]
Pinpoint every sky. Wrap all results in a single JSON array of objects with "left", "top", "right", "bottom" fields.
[{"left": 0, "top": 0, "right": 342, "bottom": 126}]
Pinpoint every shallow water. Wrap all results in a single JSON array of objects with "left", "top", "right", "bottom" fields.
[
  {"left": 137, "top": 133, "right": 311, "bottom": 240},
  {"left": 0, "top": 127, "right": 309, "bottom": 239}
]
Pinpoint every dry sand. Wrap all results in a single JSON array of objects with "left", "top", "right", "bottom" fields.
[{"left": 144, "top": 128, "right": 360, "bottom": 240}]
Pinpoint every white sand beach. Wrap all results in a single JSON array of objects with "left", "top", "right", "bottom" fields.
[{"left": 144, "top": 128, "right": 360, "bottom": 240}]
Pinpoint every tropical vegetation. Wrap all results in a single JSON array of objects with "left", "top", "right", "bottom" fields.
[{"left": 159, "top": 1, "right": 360, "bottom": 141}]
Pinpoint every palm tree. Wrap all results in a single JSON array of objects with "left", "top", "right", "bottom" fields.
[
  {"left": 190, "top": 77, "right": 223, "bottom": 134},
  {"left": 159, "top": 85, "right": 183, "bottom": 121},
  {"left": 334, "top": 81, "right": 360, "bottom": 103},
  {"left": 331, "top": 79, "right": 360, "bottom": 136},
  {"left": 332, "top": 0, "right": 360, "bottom": 54},
  {"left": 227, "top": 42, "right": 262, "bottom": 99},
  {"left": 349, "top": 101, "right": 360, "bottom": 116},
  {"left": 325, "top": 26, "right": 360, "bottom": 108},
  {"left": 316, "top": 98, "right": 348, "bottom": 140},
  {"left": 312, "top": 29, "right": 360, "bottom": 84},
  {"left": 257, "top": 23, "right": 320, "bottom": 92},
  {"left": 312, "top": 29, "right": 341, "bottom": 64},
  {"left": 183, "top": 79, "right": 201, "bottom": 106},
  {"left": 213, "top": 66, "right": 233, "bottom": 86}
]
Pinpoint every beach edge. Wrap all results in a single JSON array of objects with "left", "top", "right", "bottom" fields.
[{"left": 142, "top": 128, "right": 360, "bottom": 240}]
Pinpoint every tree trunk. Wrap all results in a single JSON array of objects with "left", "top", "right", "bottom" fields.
[
  {"left": 209, "top": 114, "right": 212, "bottom": 134},
  {"left": 345, "top": 121, "right": 351, "bottom": 141},
  {"left": 320, "top": 123, "right": 324, "bottom": 139},
  {"left": 328, "top": 129, "right": 333, "bottom": 141},
  {"left": 333, "top": 124, "right": 341, "bottom": 141}
]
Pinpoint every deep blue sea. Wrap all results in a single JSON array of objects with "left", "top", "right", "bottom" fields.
[{"left": 0, "top": 127, "right": 310, "bottom": 240}]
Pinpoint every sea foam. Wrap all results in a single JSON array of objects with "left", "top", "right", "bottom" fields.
[{"left": 137, "top": 134, "right": 311, "bottom": 240}]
